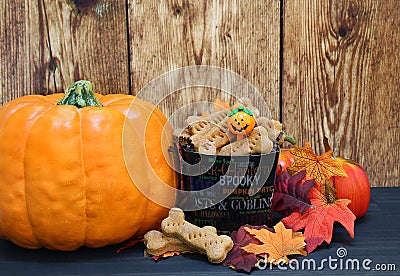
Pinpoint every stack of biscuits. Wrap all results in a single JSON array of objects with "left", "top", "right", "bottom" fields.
[{"left": 176, "top": 98, "right": 293, "bottom": 155}]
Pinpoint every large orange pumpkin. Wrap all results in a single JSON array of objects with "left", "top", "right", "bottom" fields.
[{"left": 0, "top": 81, "right": 177, "bottom": 250}]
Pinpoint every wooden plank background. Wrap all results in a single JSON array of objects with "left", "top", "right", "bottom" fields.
[{"left": 0, "top": 0, "right": 398, "bottom": 187}]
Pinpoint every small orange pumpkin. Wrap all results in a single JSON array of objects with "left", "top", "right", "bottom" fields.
[
  {"left": 0, "top": 81, "right": 176, "bottom": 250},
  {"left": 227, "top": 106, "right": 256, "bottom": 139},
  {"left": 332, "top": 158, "right": 370, "bottom": 219},
  {"left": 276, "top": 148, "right": 295, "bottom": 177}
]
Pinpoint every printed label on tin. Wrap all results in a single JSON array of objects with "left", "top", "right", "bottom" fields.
[{"left": 176, "top": 148, "right": 279, "bottom": 232}]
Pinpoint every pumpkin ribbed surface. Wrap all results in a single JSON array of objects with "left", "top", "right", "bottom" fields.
[{"left": 0, "top": 88, "right": 176, "bottom": 250}]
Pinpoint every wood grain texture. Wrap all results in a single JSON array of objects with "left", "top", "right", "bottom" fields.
[
  {"left": 0, "top": 0, "right": 45, "bottom": 103},
  {"left": 129, "top": 0, "right": 280, "bottom": 128},
  {"left": 0, "top": 0, "right": 129, "bottom": 103},
  {"left": 1, "top": 0, "right": 399, "bottom": 187},
  {"left": 282, "top": 0, "right": 400, "bottom": 186},
  {"left": 43, "top": 0, "right": 130, "bottom": 94}
]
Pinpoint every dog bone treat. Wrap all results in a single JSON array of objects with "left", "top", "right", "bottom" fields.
[
  {"left": 188, "top": 120, "right": 211, "bottom": 135},
  {"left": 198, "top": 140, "right": 218, "bottom": 155},
  {"left": 144, "top": 230, "right": 196, "bottom": 256},
  {"left": 190, "top": 121, "right": 231, "bottom": 150},
  {"left": 257, "top": 117, "right": 296, "bottom": 145},
  {"left": 185, "top": 108, "right": 228, "bottom": 127},
  {"left": 257, "top": 117, "right": 282, "bottom": 140},
  {"left": 204, "top": 108, "right": 229, "bottom": 125},
  {"left": 188, "top": 133, "right": 205, "bottom": 150},
  {"left": 257, "top": 116, "right": 279, "bottom": 130},
  {"left": 203, "top": 124, "right": 230, "bottom": 148},
  {"left": 214, "top": 116, "right": 229, "bottom": 132},
  {"left": 219, "top": 126, "right": 273, "bottom": 155},
  {"left": 161, "top": 208, "right": 234, "bottom": 263}
]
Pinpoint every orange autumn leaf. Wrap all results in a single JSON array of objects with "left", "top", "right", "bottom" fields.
[
  {"left": 200, "top": 98, "right": 230, "bottom": 118},
  {"left": 162, "top": 251, "right": 180, "bottom": 257},
  {"left": 287, "top": 141, "right": 347, "bottom": 184},
  {"left": 241, "top": 222, "right": 307, "bottom": 265},
  {"left": 151, "top": 250, "right": 197, "bottom": 261},
  {"left": 214, "top": 98, "right": 230, "bottom": 112}
]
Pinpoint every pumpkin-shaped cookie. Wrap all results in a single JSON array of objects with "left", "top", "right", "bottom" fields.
[{"left": 227, "top": 106, "right": 256, "bottom": 138}]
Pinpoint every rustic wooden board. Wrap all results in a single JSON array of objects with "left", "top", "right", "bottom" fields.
[
  {"left": 282, "top": 0, "right": 400, "bottom": 187},
  {"left": 0, "top": 0, "right": 129, "bottom": 102},
  {"left": 128, "top": 0, "right": 281, "bottom": 128}
]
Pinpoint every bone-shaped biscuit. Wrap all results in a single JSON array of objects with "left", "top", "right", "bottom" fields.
[
  {"left": 219, "top": 126, "right": 273, "bottom": 155},
  {"left": 189, "top": 134, "right": 206, "bottom": 150},
  {"left": 204, "top": 108, "right": 229, "bottom": 125},
  {"left": 144, "top": 230, "right": 195, "bottom": 256},
  {"left": 201, "top": 124, "right": 230, "bottom": 148},
  {"left": 213, "top": 117, "right": 231, "bottom": 135},
  {"left": 198, "top": 140, "right": 217, "bottom": 155},
  {"left": 190, "top": 121, "right": 231, "bottom": 151},
  {"left": 188, "top": 120, "right": 211, "bottom": 135},
  {"left": 257, "top": 117, "right": 287, "bottom": 145},
  {"left": 161, "top": 208, "right": 233, "bottom": 263},
  {"left": 144, "top": 227, "right": 219, "bottom": 256}
]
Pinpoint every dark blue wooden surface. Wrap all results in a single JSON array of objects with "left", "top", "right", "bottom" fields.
[{"left": 0, "top": 187, "right": 399, "bottom": 275}]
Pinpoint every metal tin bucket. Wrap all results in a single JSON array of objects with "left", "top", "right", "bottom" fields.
[{"left": 172, "top": 145, "right": 279, "bottom": 233}]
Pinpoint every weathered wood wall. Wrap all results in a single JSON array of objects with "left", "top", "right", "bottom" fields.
[
  {"left": 0, "top": 0, "right": 398, "bottom": 187},
  {"left": 283, "top": 0, "right": 400, "bottom": 187}
]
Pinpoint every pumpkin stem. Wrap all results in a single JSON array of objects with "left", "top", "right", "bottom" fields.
[
  {"left": 284, "top": 135, "right": 296, "bottom": 145},
  {"left": 57, "top": 80, "right": 102, "bottom": 108}
]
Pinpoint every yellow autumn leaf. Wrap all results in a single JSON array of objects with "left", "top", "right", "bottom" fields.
[
  {"left": 241, "top": 222, "right": 307, "bottom": 265},
  {"left": 287, "top": 141, "right": 348, "bottom": 184}
]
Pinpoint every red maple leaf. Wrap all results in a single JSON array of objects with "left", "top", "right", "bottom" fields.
[
  {"left": 116, "top": 237, "right": 143, "bottom": 253},
  {"left": 272, "top": 170, "right": 315, "bottom": 216},
  {"left": 282, "top": 185, "right": 356, "bottom": 253}
]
